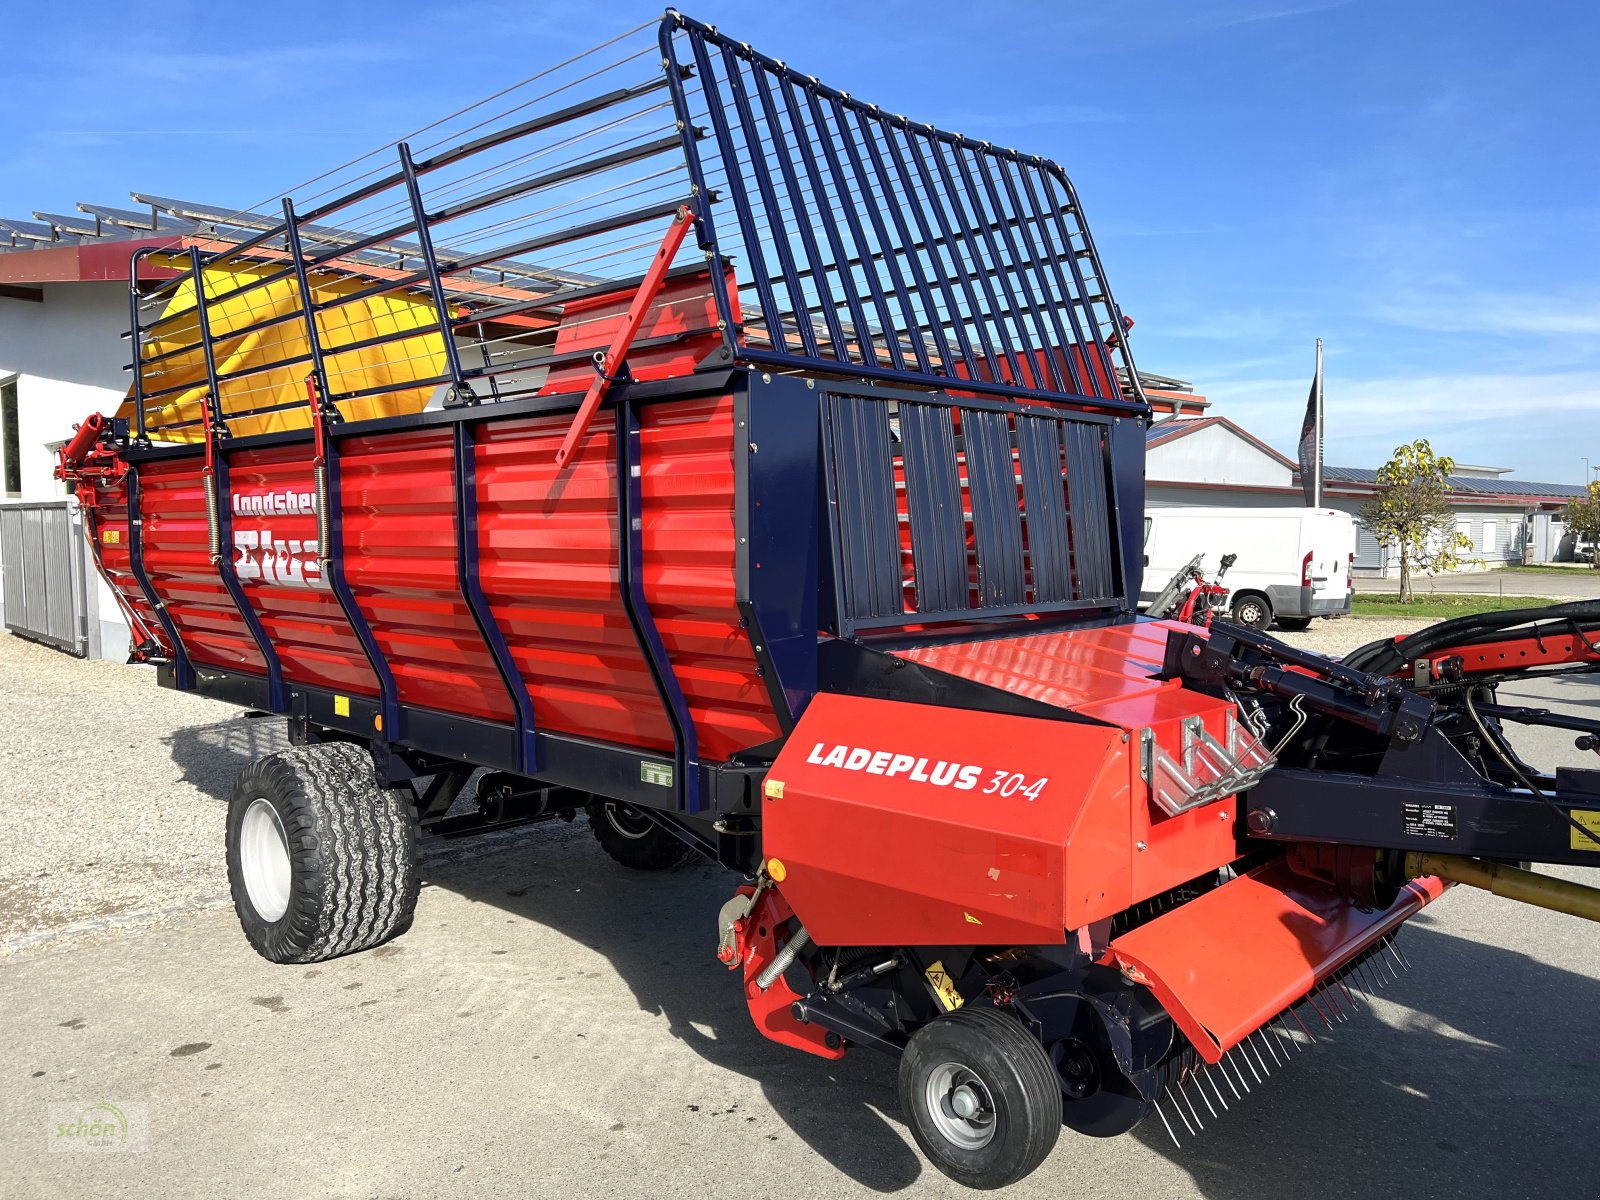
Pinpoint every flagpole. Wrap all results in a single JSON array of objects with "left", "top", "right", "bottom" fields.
[{"left": 1313, "top": 338, "right": 1324, "bottom": 507}]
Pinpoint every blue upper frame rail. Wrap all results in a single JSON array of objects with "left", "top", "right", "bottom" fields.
[{"left": 659, "top": 10, "right": 1149, "bottom": 417}]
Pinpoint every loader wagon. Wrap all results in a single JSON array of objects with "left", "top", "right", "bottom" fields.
[{"left": 58, "top": 11, "right": 1600, "bottom": 1188}]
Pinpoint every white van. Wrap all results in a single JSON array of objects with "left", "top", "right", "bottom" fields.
[{"left": 1140, "top": 507, "right": 1355, "bottom": 630}]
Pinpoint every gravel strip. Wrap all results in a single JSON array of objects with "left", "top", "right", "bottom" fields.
[
  {"left": 0, "top": 632, "right": 283, "bottom": 955},
  {"left": 0, "top": 613, "right": 1442, "bottom": 956},
  {"left": 1268, "top": 613, "right": 1436, "bottom": 658}
]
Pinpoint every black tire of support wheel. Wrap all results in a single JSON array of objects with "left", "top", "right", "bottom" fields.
[
  {"left": 585, "top": 799, "right": 696, "bottom": 870},
  {"left": 899, "top": 1006, "right": 1063, "bottom": 1190},
  {"left": 1276, "top": 616, "right": 1313, "bottom": 631},
  {"left": 1230, "top": 593, "right": 1272, "bottom": 630},
  {"left": 226, "top": 742, "right": 420, "bottom": 964}
]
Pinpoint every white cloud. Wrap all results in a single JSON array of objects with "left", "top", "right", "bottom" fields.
[
  {"left": 1182, "top": 1, "right": 1356, "bottom": 32},
  {"left": 1376, "top": 290, "right": 1600, "bottom": 337}
]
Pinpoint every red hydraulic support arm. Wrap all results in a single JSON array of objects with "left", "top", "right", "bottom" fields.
[
  {"left": 57, "top": 412, "right": 108, "bottom": 476},
  {"left": 554, "top": 206, "right": 697, "bottom": 470},
  {"left": 1424, "top": 631, "right": 1600, "bottom": 675}
]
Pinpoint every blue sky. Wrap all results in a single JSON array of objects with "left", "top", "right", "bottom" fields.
[{"left": 4, "top": 0, "right": 1596, "bottom": 482}]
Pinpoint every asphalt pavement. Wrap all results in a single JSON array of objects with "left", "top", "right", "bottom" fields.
[{"left": 3, "top": 670, "right": 1599, "bottom": 1199}]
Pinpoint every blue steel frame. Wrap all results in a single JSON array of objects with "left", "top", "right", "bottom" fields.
[
  {"left": 657, "top": 11, "right": 1151, "bottom": 421},
  {"left": 656, "top": 20, "right": 743, "bottom": 362},
  {"left": 122, "top": 468, "right": 194, "bottom": 690},
  {"left": 614, "top": 396, "right": 702, "bottom": 812},
  {"left": 280, "top": 201, "right": 402, "bottom": 740},
  {"left": 127, "top": 246, "right": 157, "bottom": 445},
  {"left": 397, "top": 141, "right": 471, "bottom": 401},
  {"left": 187, "top": 247, "right": 287, "bottom": 712},
  {"left": 124, "top": 247, "right": 194, "bottom": 686},
  {"left": 452, "top": 419, "right": 539, "bottom": 775},
  {"left": 735, "top": 373, "right": 822, "bottom": 730}
]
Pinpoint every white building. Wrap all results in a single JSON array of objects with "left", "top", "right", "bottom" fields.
[
  {"left": 1141, "top": 385, "right": 1587, "bottom": 573},
  {"left": 0, "top": 231, "right": 174, "bottom": 659}
]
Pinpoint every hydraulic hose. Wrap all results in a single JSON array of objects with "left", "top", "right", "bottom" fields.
[{"left": 1345, "top": 600, "right": 1600, "bottom": 675}]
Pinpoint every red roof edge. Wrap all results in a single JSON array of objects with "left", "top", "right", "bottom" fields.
[{"left": 0, "top": 237, "right": 188, "bottom": 285}]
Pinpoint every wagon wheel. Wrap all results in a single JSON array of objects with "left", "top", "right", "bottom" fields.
[
  {"left": 898, "top": 1006, "right": 1062, "bottom": 1189},
  {"left": 586, "top": 799, "right": 697, "bottom": 870}
]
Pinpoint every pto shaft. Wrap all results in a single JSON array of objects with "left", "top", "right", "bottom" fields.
[{"left": 1406, "top": 852, "right": 1600, "bottom": 924}]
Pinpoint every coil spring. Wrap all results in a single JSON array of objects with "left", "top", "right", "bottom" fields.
[
  {"left": 203, "top": 474, "right": 220, "bottom": 564},
  {"left": 313, "top": 463, "right": 330, "bottom": 571},
  {"left": 756, "top": 924, "right": 811, "bottom": 991}
]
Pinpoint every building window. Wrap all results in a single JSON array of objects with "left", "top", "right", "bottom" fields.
[{"left": 1, "top": 378, "right": 20, "bottom": 497}]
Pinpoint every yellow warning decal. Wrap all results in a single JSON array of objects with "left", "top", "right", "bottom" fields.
[
  {"left": 1571, "top": 810, "right": 1600, "bottom": 852},
  {"left": 763, "top": 778, "right": 785, "bottom": 800},
  {"left": 334, "top": 694, "right": 350, "bottom": 718},
  {"left": 102, "top": 529, "right": 121, "bottom": 544},
  {"left": 964, "top": 911, "right": 983, "bottom": 925},
  {"left": 925, "top": 960, "right": 964, "bottom": 1011}
]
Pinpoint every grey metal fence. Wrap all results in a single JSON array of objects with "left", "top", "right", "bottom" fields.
[{"left": 0, "top": 499, "right": 90, "bottom": 656}]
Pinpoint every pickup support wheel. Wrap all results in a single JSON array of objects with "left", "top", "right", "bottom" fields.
[
  {"left": 226, "top": 742, "right": 420, "bottom": 964},
  {"left": 898, "top": 1006, "right": 1063, "bottom": 1189},
  {"left": 1230, "top": 593, "right": 1272, "bottom": 630},
  {"left": 585, "top": 799, "right": 696, "bottom": 870}
]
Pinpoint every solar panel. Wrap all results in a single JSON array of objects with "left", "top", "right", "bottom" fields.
[
  {"left": 134, "top": 192, "right": 590, "bottom": 290},
  {"left": 1321, "top": 465, "right": 1581, "bottom": 498},
  {"left": 133, "top": 193, "right": 291, "bottom": 235},
  {"left": 0, "top": 217, "right": 71, "bottom": 243},
  {"left": 78, "top": 202, "right": 198, "bottom": 234},
  {"left": 34, "top": 211, "right": 104, "bottom": 237}
]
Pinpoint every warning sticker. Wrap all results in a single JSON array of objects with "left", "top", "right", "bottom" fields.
[
  {"left": 1402, "top": 802, "right": 1456, "bottom": 840},
  {"left": 924, "top": 960, "right": 964, "bottom": 1012},
  {"left": 1570, "top": 810, "right": 1600, "bottom": 853}
]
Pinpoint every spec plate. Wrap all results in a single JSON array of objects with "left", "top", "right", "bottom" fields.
[{"left": 1402, "top": 802, "right": 1456, "bottom": 840}]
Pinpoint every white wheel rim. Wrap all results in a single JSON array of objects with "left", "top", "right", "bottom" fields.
[
  {"left": 605, "top": 804, "right": 655, "bottom": 840},
  {"left": 240, "top": 798, "right": 292, "bottom": 922},
  {"left": 925, "top": 1061, "right": 997, "bottom": 1150}
]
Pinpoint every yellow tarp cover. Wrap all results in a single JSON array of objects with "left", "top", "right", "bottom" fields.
[{"left": 119, "top": 255, "right": 449, "bottom": 441}]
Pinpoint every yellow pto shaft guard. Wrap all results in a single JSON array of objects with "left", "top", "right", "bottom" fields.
[{"left": 1406, "top": 852, "right": 1600, "bottom": 924}]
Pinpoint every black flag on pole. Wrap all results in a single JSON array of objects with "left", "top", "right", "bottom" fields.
[{"left": 1298, "top": 341, "right": 1323, "bottom": 505}]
